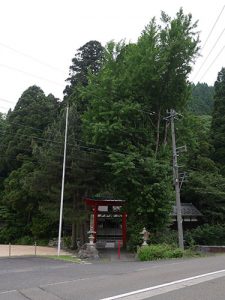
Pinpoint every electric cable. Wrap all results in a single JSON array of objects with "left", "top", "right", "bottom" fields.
[
  {"left": 0, "top": 42, "right": 65, "bottom": 74},
  {"left": 201, "top": 5, "right": 225, "bottom": 50},
  {"left": 0, "top": 63, "right": 64, "bottom": 88},
  {"left": 199, "top": 43, "right": 225, "bottom": 82},
  {"left": 193, "top": 26, "right": 225, "bottom": 81}
]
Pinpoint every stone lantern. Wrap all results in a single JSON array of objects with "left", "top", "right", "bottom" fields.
[
  {"left": 87, "top": 226, "right": 96, "bottom": 246},
  {"left": 140, "top": 227, "right": 150, "bottom": 246}
]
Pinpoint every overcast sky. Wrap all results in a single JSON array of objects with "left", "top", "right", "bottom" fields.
[{"left": 1, "top": 0, "right": 225, "bottom": 113}]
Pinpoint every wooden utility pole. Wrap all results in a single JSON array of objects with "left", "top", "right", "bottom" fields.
[{"left": 166, "top": 109, "right": 184, "bottom": 250}]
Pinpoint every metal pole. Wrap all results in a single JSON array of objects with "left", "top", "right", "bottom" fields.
[
  {"left": 170, "top": 109, "right": 184, "bottom": 250},
  {"left": 34, "top": 242, "right": 37, "bottom": 256},
  {"left": 118, "top": 240, "right": 121, "bottom": 259},
  {"left": 57, "top": 106, "right": 69, "bottom": 256},
  {"left": 9, "top": 243, "right": 11, "bottom": 257}
]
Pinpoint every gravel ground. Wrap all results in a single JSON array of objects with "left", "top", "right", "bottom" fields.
[{"left": 0, "top": 244, "right": 70, "bottom": 257}]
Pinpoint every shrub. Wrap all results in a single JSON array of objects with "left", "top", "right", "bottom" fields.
[
  {"left": 150, "top": 229, "right": 178, "bottom": 246},
  {"left": 137, "top": 244, "right": 183, "bottom": 261},
  {"left": 15, "top": 236, "right": 34, "bottom": 245},
  {"left": 63, "top": 236, "right": 72, "bottom": 249},
  {"left": 185, "top": 224, "right": 225, "bottom": 246},
  {"left": 36, "top": 239, "right": 49, "bottom": 246}
]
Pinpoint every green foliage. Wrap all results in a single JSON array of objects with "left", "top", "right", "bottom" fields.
[
  {"left": 188, "top": 83, "right": 214, "bottom": 115},
  {"left": 0, "top": 86, "right": 59, "bottom": 242},
  {"left": 211, "top": 68, "right": 225, "bottom": 167},
  {"left": 150, "top": 229, "right": 178, "bottom": 246},
  {"left": 137, "top": 244, "right": 183, "bottom": 261},
  {"left": 185, "top": 224, "right": 225, "bottom": 245},
  {"left": 183, "top": 170, "right": 225, "bottom": 224},
  {"left": 81, "top": 9, "right": 199, "bottom": 235},
  {"left": 63, "top": 236, "right": 72, "bottom": 249},
  {"left": 126, "top": 222, "right": 145, "bottom": 251},
  {"left": 15, "top": 236, "right": 34, "bottom": 245},
  {"left": 3, "top": 12, "right": 221, "bottom": 247},
  {"left": 177, "top": 112, "right": 225, "bottom": 225},
  {"left": 64, "top": 40, "right": 104, "bottom": 97},
  {"left": 0, "top": 113, "right": 6, "bottom": 131},
  {"left": 31, "top": 214, "right": 58, "bottom": 239}
]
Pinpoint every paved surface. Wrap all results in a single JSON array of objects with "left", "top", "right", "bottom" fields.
[
  {"left": 0, "top": 244, "right": 70, "bottom": 257},
  {"left": 148, "top": 277, "right": 225, "bottom": 300},
  {"left": 0, "top": 254, "right": 225, "bottom": 299},
  {"left": 98, "top": 248, "right": 136, "bottom": 262}
]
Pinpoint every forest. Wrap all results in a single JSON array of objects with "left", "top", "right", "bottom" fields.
[{"left": 0, "top": 9, "right": 225, "bottom": 248}]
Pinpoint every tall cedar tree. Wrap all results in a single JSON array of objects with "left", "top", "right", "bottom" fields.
[
  {"left": 0, "top": 86, "right": 59, "bottom": 242},
  {"left": 31, "top": 41, "right": 104, "bottom": 246},
  {"left": 64, "top": 40, "right": 104, "bottom": 98},
  {"left": 211, "top": 68, "right": 225, "bottom": 168}
]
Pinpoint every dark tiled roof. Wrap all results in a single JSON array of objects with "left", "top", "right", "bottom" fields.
[{"left": 172, "top": 203, "right": 202, "bottom": 217}]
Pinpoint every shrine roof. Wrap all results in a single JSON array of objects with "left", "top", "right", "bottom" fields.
[{"left": 172, "top": 203, "right": 202, "bottom": 217}]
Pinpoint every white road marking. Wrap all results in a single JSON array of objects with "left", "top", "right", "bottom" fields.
[
  {"left": 0, "top": 289, "right": 17, "bottom": 295},
  {"left": 41, "top": 276, "right": 93, "bottom": 287},
  {"left": 100, "top": 269, "right": 225, "bottom": 300}
]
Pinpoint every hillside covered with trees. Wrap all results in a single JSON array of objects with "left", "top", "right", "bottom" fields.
[{"left": 0, "top": 9, "right": 225, "bottom": 247}]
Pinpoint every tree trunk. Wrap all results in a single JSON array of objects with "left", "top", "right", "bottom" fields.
[
  {"left": 80, "top": 223, "right": 85, "bottom": 244},
  {"left": 71, "top": 195, "right": 76, "bottom": 248},
  {"left": 155, "top": 109, "right": 161, "bottom": 157},
  {"left": 71, "top": 222, "right": 76, "bottom": 249},
  {"left": 163, "top": 120, "right": 170, "bottom": 147}
]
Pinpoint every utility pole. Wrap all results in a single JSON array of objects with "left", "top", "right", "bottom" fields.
[
  {"left": 166, "top": 109, "right": 184, "bottom": 250},
  {"left": 57, "top": 106, "right": 69, "bottom": 256}
]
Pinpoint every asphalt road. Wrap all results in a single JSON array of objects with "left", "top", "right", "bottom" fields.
[
  {"left": 0, "top": 254, "right": 225, "bottom": 299},
  {"left": 146, "top": 277, "right": 225, "bottom": 300}
]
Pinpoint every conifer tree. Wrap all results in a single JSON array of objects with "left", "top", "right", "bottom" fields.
[{"left": 211, "top": 68, "right": 225, "bottom": 168}]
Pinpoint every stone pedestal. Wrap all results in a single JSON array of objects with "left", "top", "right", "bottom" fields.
[
  {"left": 78, "top": 243, "right": 99, "bottom": 259},
  {"left": 77, "top": 226, "right": 99, "bottom": 259}
]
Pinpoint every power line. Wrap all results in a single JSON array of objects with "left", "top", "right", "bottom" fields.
[
  {"left": 3, "top": 108, "right": 154, "bottom": 144},
  {"left": 2, "top": 116, "right": 152, "bottom": 152},
  {"left": 201, "top": 5, "right": 225, "bottom": 50},
  {"left": 199, "top": 43, "right": 225, "bottom": 82},
  {"left": 193, "top": 26, "right": 225, "bottom": 81},
  {"left": 0, "top": 152, "right": 160, "bottom": 178},
  {"left": 0, "top": 98, "right": 15, "bottom": 104},
  {"left": 0, "top": 42, "right": 65, "bottom": 74},
  {"left": 0, "top": 128, "right": 146, "bottom": 158},
  {"left": 0, "top": 63, "right": 64, "bottom": 88}
]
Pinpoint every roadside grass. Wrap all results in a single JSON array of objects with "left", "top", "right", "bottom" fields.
[
  {"left": 45, "top": 255, "right": 82, "bottom": 263},
  {"left": 183, "top": 248, "right": 204, "bottom": 258},
  {"left": 137, "top": 244, "right": 203, "bottom": 261}
]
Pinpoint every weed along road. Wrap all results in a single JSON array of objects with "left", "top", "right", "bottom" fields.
[{"left": 0, "top": 255, "right": 225, "bottom": 299}]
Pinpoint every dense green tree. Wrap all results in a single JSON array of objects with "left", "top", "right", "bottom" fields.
[
  {"left": 64, "top": 40, "right": 104, "bottom": 98},
  {"left": 0, "top": 86, "right": 59, "bottom": 175},
  {"left": 0, "top": 86, "right": 59, "bottom": 242},
  {"left": 81, "top": 9, "right": 200, "bottom": 234},
  {"left": 0, "top": 113, "right": 6, "bottom": 131},
  {"left": 177, "top": 113, "right": 225, "bottom": 224},
  {"left": 2, "top": 14, "right": 224, "bottom": 247},
  {"left": 211, "top": 68, "right": 225, "bottom": 168},
  {"left": 30, "top": 105, "right": 103, "bottom": 246},
  {"left": 188, "top": 83, "right": 214, "bottom": 115},
  {"left": 28, "top": 39, "right": 105, "bottom": 245}
]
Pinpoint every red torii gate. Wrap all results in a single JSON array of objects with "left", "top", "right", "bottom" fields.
[{"left": 84, "top": 197, "right": 127, "bottom": 246}]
